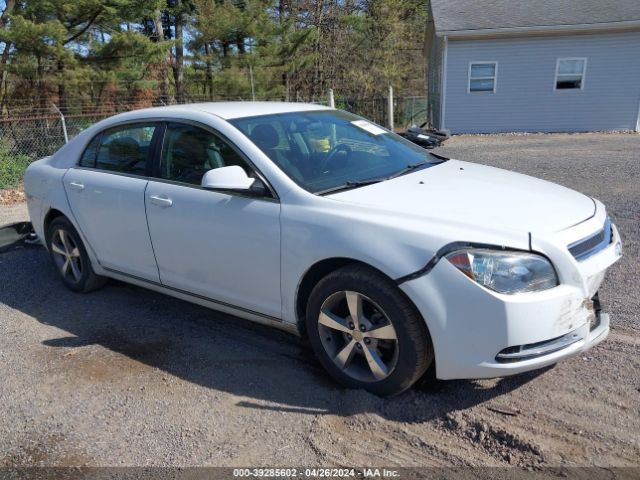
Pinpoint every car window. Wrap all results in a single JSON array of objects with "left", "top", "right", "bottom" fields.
[
  {"left": 160, "top": 123, "right": 251, "bottom": 185},
  {"left": 230, "top": 110, "right": 439, "bottom": 193},
  {"left": 78, "top": 134, "right": 101, "bottom": 168},
  {"left": 95, "top": 124, "right": 156, "bottom": 175}
]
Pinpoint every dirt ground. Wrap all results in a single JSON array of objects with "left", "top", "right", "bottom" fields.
[{"left": 0, "top": 133, "right": 638, "bottom": 468}]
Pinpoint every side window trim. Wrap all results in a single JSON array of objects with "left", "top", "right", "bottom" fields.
[
  {"left": 153, "top": 119, "right": 279, "bottom": 201},
  {"left": 149, "top": 122, "right": 167, "bottom": 178}
]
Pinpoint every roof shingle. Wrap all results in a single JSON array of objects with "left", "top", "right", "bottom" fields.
[{"left": 431, "top": 0, "right": 640, "bottom": 34}]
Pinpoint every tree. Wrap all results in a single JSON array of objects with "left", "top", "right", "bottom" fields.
[
  {"left": 0, "top": 0, "right": 430, "bottom": 110},
  {"left": 0, "top": 0, "right": 167, "bottom": 109}
]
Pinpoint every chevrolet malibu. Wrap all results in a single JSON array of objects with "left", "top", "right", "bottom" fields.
[{"left": 24, "top": 103, "right": 622, "bottom": 396}]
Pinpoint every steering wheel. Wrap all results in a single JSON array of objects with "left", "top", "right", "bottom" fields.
[{"left": 320, "top": 143, "right": 353, "bottom": 172}]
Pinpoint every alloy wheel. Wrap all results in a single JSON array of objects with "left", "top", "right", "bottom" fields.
[
  {"left": 318, "top": 290, "right": 399, "bottom": 382},
  {"left": 50, "top": 228, "right": 83, "bottom": 283}
]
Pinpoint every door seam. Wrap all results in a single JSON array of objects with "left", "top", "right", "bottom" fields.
[{"left": 143, "top": 181, "right": 163, "bottom": 283}]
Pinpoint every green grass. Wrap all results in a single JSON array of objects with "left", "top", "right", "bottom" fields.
[{"left": 0, "top": 142, "right": 31, "bottom": 190}]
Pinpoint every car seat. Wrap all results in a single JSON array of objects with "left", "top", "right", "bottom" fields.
[{"left": 250, "top": 124, "right": 304, "bottom": 182}]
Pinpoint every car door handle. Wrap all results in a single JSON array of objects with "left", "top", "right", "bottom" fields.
[
  {"left": 68, "top": 181, "right": 84, "bottom": 191},
  {"left": 149, "top": 195, "right": 173, "bottom": 207}
]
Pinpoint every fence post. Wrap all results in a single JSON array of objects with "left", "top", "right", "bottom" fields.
[
  {"left": 328, "top": 89, "right": 335, "bottom": 108},
  {"left": 387, "top": 86, "right": 394, "bottom": 131},
  {"left": 52, "top": 103, "right": 69, "bottom": 144}
]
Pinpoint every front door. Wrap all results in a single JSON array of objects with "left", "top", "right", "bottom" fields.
[
  {"left": 144, "top": 122, "right": 282, "bottom": 318},
  {"left": 64, "top": 122, "right": 160, "bottom": 282}
]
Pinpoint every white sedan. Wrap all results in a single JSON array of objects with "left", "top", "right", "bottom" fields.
[{"left": 24, "top": 102, "right": 622, "bottom": 396}]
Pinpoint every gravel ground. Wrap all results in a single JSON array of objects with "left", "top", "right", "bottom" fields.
[{"left": 0, "top": 133, "right": 638, "bottom": 468}]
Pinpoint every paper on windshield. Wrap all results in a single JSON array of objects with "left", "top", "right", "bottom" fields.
[{"left": 351, "top": 120, "right": 387, "bottom": 136}]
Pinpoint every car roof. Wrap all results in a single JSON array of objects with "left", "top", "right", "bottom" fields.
[{"left": 121, "top": 101, "right": 332, "bottom": 120}]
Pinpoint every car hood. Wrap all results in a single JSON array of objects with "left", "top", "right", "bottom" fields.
[{"left": 327, "top": 159, "right": 595, "bottom": 234}]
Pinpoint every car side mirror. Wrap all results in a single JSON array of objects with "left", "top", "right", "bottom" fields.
[{"left": 201, "top": 166, "right": 255, "bottom": 191}]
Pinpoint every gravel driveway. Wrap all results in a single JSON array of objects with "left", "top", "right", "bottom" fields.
[{"left": 0, "top": 133, "right": 638, "bottom": 468}]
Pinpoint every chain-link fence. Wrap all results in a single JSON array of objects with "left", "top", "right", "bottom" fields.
[
  {"left": 337, "top": 95, "right": 427, "bottom": 129},
  {"left": 0, "top": 110, "right": 108, "bottom": 160},
  {"left": 0, "top": 93, "right": 428, "bottom": 189}
]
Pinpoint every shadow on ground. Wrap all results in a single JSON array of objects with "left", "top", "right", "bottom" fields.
[{"left": 0, "top": 246, "right": 546, "bottom": 423}]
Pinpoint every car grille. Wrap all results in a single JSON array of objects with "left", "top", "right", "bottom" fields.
[{"left": 568, "top": 218, "right": 612, "bottom": 261}]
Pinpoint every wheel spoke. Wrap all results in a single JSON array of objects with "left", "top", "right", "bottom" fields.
[
  {"left": 319, "top": 310, "right": 351, "bottom": 334},
  {"left": 364, "top": 323, "right": 397, "bottom": 341},
  {"left": 51, "top": 241, "right": 66, "bottom": 256},
  {"left": 362, "top": 345, "right": 389, "bottom": 380},
  {"left": 334, "top": 339, "right": 357, "bottom": 369},
  {"left": 69, "top": 258, "right": 82, "bottom": 281},
  {"left": 61, "top": 257, "right": 70, "bottom": 276},
  {"left": 69, "top": 247, "right": 80, "bottom": 258},
  {"left": 345, "top": 291, "right": 363, "bottom": 327},
  {"left": 59, "top": 230, "right": 72, "bottom": 255}
]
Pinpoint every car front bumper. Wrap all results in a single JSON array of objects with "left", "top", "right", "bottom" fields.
[{"left": 399, "top": 220, "right": 621, "bottom": 380}]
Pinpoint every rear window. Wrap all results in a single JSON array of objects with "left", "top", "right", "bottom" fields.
[{"left": 94, "top": 124, "right": 157, "bottom": 175}]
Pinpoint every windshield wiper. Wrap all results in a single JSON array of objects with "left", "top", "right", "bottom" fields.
[
  {"left": 317, "top": 178, "right": 385, "bottom": 195},
  {"left": 317, "top": 163, "right": 432, "bottom": 195},
  {"left": 387, "top": 162, "right": 430, "bottom": 179}
]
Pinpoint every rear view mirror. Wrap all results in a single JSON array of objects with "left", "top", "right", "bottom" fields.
[{"left": 201, "top": 166, "right": 255, "bottom": 191}]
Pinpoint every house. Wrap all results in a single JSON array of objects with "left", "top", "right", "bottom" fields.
[{"left": 426, "top": 0, "right": 640, "bottom": 133}]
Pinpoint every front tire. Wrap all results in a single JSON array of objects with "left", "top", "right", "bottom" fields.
[
  {"left": 306, "top": 265, "right": 433, "bottom": 396},
  {"left": 46, "top": 216, "right": 107, "bottom": 293}
]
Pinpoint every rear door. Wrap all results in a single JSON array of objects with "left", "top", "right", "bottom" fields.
[{"left": 64, "top": 123, "right": 161, "bottom": 282}]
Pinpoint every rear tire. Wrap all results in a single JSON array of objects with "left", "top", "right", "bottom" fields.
[
  {"left": 306, "top": 264, "right": 433, "bottom": 396},
  {"left": 46, "top": 216, "right": 107, "bottom": 293}
]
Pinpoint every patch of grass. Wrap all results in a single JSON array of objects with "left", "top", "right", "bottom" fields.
[{"left": 0, "top": 142, "right": 31, "bottom": 190}]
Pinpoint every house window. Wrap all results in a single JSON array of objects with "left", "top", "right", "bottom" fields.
[
  {"left": 555, "top": 58, "right": 586, "bottom": 90},
  {"left": 468, "top": 62, "right": 497, "bottom": 93}
]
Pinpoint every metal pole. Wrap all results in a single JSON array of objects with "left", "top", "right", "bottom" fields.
[
  {"left": 328, "top": 89, "right": 335, "bottom": 108},
  {"left": 52, "top": 103, "right": 69, "bottom": 144},
  {"left": 249, "top": 65, "right": 256, "bottom": 101},
  {"left": 388, "top": 85, "right": 394, "bottom": 131}
]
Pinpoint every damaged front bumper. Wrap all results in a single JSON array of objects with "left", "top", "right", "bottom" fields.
[
  {"left": 495, "top": 302, "right": 609, "bottom": 363},
  {"left": 399, "top": 214, "right": 622, "bottom": 380}
]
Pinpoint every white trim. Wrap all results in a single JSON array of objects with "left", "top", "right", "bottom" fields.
[
  {"left": 554, "top": 57, "right": 587, "bottom": 91},
  {"left": 441, "top": 35, "right": 448, "bottom": 130},
  {"left": 468, "top": 61, "right": 498, "bottom": 94},
  {"left": 436, "top": 19, "right": 640, "bottom": 38}
]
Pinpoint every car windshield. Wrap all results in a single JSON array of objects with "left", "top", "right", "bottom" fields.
[{"left": 230, "top": 110, "right": 443, "bottom": 194}]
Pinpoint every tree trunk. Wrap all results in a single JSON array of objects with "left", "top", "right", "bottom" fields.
[
  {"left": 154, "top": 13, "right": 170, "bottom": 104},
  {"left": 0, "top": 0, "right": 16, "bottom": 110},
  {"left": 204, "top": 43, "right": 214, "bottom": 100},
  {"left": 36, "top": 54, "right": 47, "bottom": 111},
  {"left": 57, "top": 59, "right": 67, "bottom": 114},
  {"left": 236, "top": 34, "right": 245, "bottom": 55},
  {"left": 172, "top": 0, "right": 185, "bottom": 104}
]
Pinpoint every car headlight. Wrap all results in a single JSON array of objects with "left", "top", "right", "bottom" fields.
[{"left": 445, "top": 249, "right": 558, "bottom": 294}]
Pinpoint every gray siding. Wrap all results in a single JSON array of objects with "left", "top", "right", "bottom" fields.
[{"left": 443, "top": 31, "right": 640, "bottom": 133}]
